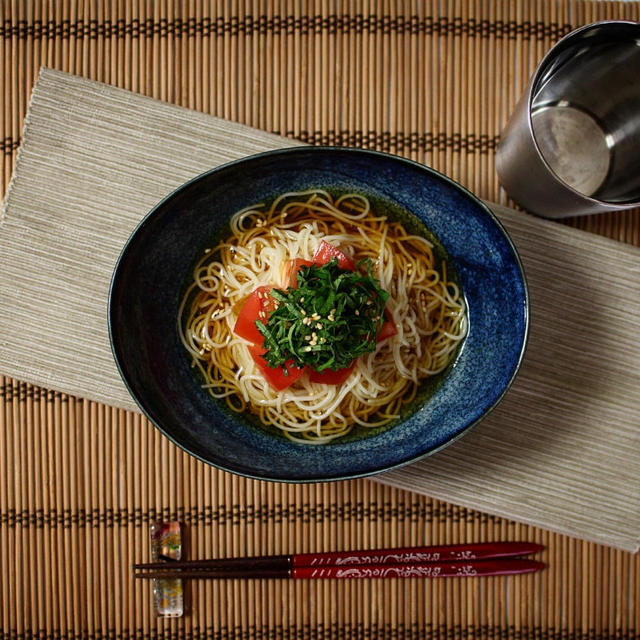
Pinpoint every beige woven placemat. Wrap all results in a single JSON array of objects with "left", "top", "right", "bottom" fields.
[{"left": 2, "top": 68, "right": 639, "bottom": 552}]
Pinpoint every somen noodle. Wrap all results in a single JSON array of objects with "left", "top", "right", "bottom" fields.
[{"left": 178, "top": 190, "right": 467, "bottom": 444}]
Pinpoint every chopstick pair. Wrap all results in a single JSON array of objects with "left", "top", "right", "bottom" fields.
[{"left": 133, "top": 541, "right": 545, "bottom": 580}]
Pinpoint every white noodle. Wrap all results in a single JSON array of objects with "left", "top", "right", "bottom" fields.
[{"left": 177, "top": 191, "right": 467, "bottom": 443}]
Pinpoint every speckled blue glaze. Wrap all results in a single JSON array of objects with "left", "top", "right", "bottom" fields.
[{"left": 108, "top": 148, "right": 529, "bottom": 482}]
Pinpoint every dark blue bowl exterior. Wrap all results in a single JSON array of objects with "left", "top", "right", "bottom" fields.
[{"left": 108, "top": 148, "right": 528, "bottom": 482}]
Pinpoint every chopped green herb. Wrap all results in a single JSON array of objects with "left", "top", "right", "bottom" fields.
[{"left": 256, "top": 258, "right": 389, "bottom": 373}]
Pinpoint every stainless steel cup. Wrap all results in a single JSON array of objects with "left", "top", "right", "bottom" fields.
[{"left": 496, "top": 21, "right": 640, "bottom": 218}]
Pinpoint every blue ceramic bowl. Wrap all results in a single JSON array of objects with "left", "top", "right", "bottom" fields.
[{"left": 108, "top": 148, "right": 528, "bottom": 482}]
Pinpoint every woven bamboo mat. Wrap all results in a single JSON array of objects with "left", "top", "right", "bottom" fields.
[{"left": 1, "top": 2, "right": 639, "bottom": 639}]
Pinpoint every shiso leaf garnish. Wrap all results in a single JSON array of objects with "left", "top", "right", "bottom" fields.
[{"left": 255, "top": 258, "right": 389, "bottom": 373}]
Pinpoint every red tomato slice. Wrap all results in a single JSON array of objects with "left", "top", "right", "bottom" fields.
[
  {"left": 233, "top": 286, "right": 275, "bottom": 344},
  {"left": 377, "top": 309, "right": 398, "bottom": 343},
  {"left": 312, "top": 240, "right": 356, "bottom": 271},
  {"left": 248, "top": 344, "right": 307, "bottom": 391},
  {"left": 308, "top": 360, "right": 356, "bottom": 385},
  {"left": 282, "top": 258, "right": 314, "bottom": 288},
  {"left": 282, "top": 242, "right": 355, "bottom": 290}
]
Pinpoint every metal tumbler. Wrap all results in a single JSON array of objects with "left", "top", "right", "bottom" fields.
[{"left": 496, "top": 21, "right": 640, "bottom": 218}]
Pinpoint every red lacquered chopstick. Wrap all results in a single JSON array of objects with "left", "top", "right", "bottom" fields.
[
  {"left": 293, "top": 559, "right": 545, "bottom": 579},
  {"left": 289, "top": 541, "right": 544, "bottom": 566},
  {"left": 133, "top": 541, "right": 544, "bottom": 573},
  {"left": 133, "top": 559, "right": 545, "bottom": 580}
]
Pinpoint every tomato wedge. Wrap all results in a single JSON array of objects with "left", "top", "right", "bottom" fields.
[
  {"left": 247, "top": 344, "right": 307, "bottom": 391},
  {"left": 283, "top": 241, "right": 355, "bottom": 289},
  {"left": 312, "top": 240, "right": 356, "bottom": 271},
  {"left": 282, "top": 258, "right": 314, "bottom": 288},
  {"left": 377, "top": 310, "right": 398, "bottom": 343},
  {"left": 254, "top": 241, "right": 355, "bottom": 300},
  {"left": 308, "top": 360, "right": 356, "bottom": 385},
  {"left": 233, "top": 286, "right": 275, "bottom": 344}
]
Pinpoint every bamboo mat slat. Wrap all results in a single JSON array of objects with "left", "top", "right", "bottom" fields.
[{"left": 1, "top": 2, "right": 639, "bottom": 640}]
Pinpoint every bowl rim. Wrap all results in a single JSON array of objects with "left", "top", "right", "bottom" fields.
[{"left": 108, "top": 146, "right": 530, "bottom": 482}]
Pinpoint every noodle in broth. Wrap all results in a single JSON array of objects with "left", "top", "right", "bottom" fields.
[{"left": 178, "top": 190, "right": 467, "bottom": 443}]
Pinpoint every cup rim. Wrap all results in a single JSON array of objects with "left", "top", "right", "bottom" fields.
[{"left": 524, "top": 20, "right": 640, "bottom": 209}]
